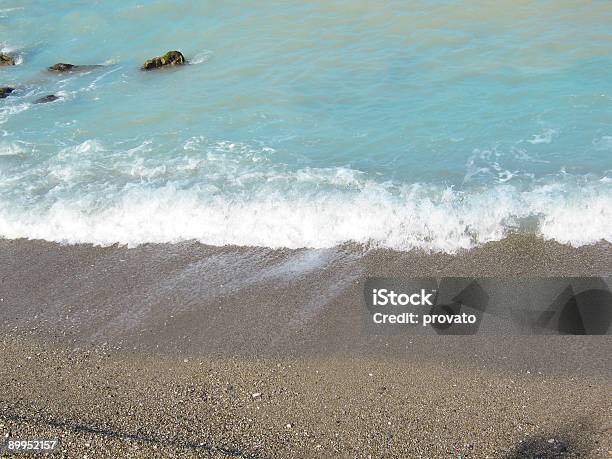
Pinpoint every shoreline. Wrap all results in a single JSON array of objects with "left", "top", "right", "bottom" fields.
[
  {"left": 1, "top": 235, "right": 611, "bottom": 369},
  {"left": 1, "top": 235, "right": 611, "bottom": 457}
]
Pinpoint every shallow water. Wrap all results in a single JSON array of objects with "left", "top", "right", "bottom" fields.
[{"left": 0, "top": 0, "right": 611, "bottom": 250}]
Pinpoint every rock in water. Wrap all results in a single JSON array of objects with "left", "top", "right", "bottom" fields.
[
  {"left": 0, "top": 54, "right": 15, "bottom": 66},
  {"left": 48, "top": 63, "right": 76, "bottom": 72},
  {"left": 0, "top": 87, "right": 15, "bottom": 99},
  {"left": 141, "top": 50, "right": 186, "bottom": 70},
  {"left": 48, "top": 63, "right": 104, "bottom": 73},
  {"left": 34, "top": 94, "right": 60, "bottom": 104}
]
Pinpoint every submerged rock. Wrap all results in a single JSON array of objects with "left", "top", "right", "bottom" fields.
[
  {"left": 34, "top": 94, "right": 60, "bottom": 104},
  {"left": 48, "top": 63, "right": 102, "bottom": 73},
  {"left": 0, "top": 87, "right": 15, "bottom": 98},
  {"left": 141, "top": 50, "right": 186, "bottom": 70},
  {"left": 48, "top": 63, "right": 75, "bottom": 72},
  {"left": 0, "top": 54, "right": 16, "bottom": 66}
]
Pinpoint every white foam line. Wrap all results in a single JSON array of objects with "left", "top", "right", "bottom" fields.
[{"left": 0, "top": 181, "right": 609, "bottom": 252}]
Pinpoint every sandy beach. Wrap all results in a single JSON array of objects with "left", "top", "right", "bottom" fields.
[
  {"left": 0, "top": 235, "right": 610, "bottom": 457},
  {"left": 2, "top": 1, "right": 612, "bottom": 456}
]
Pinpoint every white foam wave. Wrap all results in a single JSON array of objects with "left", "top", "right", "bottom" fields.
[
  {"left": 0, "top": 139, "right": 609, "bottom": 252},
  {"left": 0, "top": 141, "right": 27, "bottom": 156},
  {"left": 0, "top": 7, "right": 24, "bottom": 14},
  {"left": 527, "top": 128, "right": 558, "bottom": 145},
  {"left": 0, "top": 42, "right": 23, "bottom": 65},
  {"left": 80, "top": 66, "right": 123, "bottom": 94},
  {"left": 0, "top": 103, "right": 30, "bottom": 125},
  {"left": 0, "top": 180, "right": 609, "bottom": 252},
  {"left": 189, "top": 50, "right": 212, "bottom": 65}
]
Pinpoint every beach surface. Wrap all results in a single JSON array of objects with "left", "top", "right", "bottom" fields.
[{"left": 0, "top": 235, "right": 611, "bottom": 458}]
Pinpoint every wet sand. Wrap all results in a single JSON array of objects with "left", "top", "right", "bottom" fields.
[{"left": 0, "top": 235, "right": 611, "bottom": 457}]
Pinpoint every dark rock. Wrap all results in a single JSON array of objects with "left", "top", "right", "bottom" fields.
[
  {"left": 141, "top": 50, "right": 186, "bottom": 70},
  {"left": 0, "top": 87, "right": 15, "bottom": 99},
  {"left": 0, "top": 54, "right": 16, "bottom": 66},
  {"left": 48, "top": 63, "right": 78, "bottom": 72},
  {"left": 34, "top": 94, "right": 60, "bottom": 104},
  {"left": 48, "top": 63, "right": 102, "bottom": 73}
]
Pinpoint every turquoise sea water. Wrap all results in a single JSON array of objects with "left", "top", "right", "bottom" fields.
[{"left": 0, "top": 1, "right": 611, "bottom": 251}]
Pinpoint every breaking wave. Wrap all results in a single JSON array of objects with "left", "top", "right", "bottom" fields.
[{"left": 0, "top": 156, "right": 609, "bottom": 252}]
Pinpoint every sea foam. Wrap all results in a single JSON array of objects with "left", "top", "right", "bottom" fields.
[{"left": 0, "top": 174, "right": 609, "bottom": 252}]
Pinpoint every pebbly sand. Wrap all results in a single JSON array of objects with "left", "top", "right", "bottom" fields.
[{"left": 0, "top": 235, "right": 611, "bottom": 458}]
